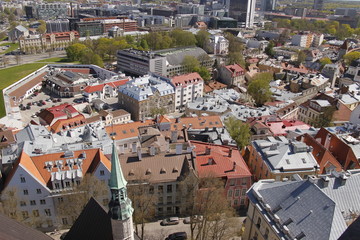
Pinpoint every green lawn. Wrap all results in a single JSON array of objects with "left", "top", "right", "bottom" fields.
[
  {"left": 0, "top": 63, "right": 47, "bottom": 117},
  {"left": 0, "top": 42, "right": 19, "bottom": 54}
]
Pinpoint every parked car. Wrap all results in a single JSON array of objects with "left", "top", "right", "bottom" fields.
[
  {"left": 183, "top": 215, "right": 203, "bottom": 224},
  {"left": 73, "top": 98, "right": 84, "bottom": 103},
  {"left": 161, "top": 217, "right": 180, "bottom": 226},
  {"left": 165, "top": 232, "right": 187, "bottom": 240},
  {"left": 26, "top": 105, "right": 31, "bottom": 110}
]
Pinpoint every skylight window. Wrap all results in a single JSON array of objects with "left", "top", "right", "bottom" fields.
[
  {"left": 286, "top": 159, "right": 290, "bottom": 164},
  {"left": 302, "top": 158, "right": 307, "bottom": 164},
  {"left": 122, "top": 130, "right": 127, "bottom": 134}
]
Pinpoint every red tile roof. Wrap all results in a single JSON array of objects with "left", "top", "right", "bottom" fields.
[
  {"left": 38, "top": 104, "right": 82, "bottom": 127},
  {"left": 224, "top": 64, "right": 245, "bottom": 77},
  {"left": 44, "top": 31, "right": 79, "bottom": 38},
  {"left": 83, "top": 84, "right": 104, "bottom": 94},
  {"left": 171, "top": 72, "right": 203, "bottom": 87},
  {"left": 83, "top": 79, "right": 129, "bottom": 93},
  {"left": 192, "top": 141, "right": 251, "bottom": 179}
]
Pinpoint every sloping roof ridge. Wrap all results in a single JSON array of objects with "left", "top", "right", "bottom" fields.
[{"left": 19, "top": 151, "right": 47, "bottom": 186}]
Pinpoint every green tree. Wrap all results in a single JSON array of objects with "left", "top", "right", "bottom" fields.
[
  {"left": 37, "top": 20, "right": 46, "bottom": 34},
  {"left": 224, "top": 117, "right": 251, "bottom": 150},
  {"left": 80, "top": 48, "right": 94, "bottom": 64},
  {"left": 170, "top": 29, "right": 197, "bottom": 47},
  {"left": 182, "top": 55, "right": 200, "bottom": 73},
  {"left": 91, "top": 54, "right": 104, "bottom": 68},
  {"left": 319, "top": 57, "right": 332, "bottom": 67},
  {"left": 336, "top": 24, "right": 354, "bottom": 40},
  {"left": 227, "top": 52, "right": 245, "bottom": 67},
  {"left": 195, "top": 30, "right": 210, "bottom": 50},
  {"left": 265, "top": 40, "right": 275, "bottom": 56},
  {"left": 247, "top": 72, "right": 273, "bottom": 106},
  {"left": 66, "top": 43, "right": 87, "bottom": 61},
  {"left": 297, "top": 50, "right": 307, "bottom": 64},
  {"left": 195, "top": 66, "right": 211, "bottom": 82},
  {"left": 343, "top": 52, "right": 360, "bottom": 65}
]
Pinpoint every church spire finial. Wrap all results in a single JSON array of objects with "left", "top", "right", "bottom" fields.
[{"left": 109, "top": 138, "right": 127, "bottom": 190}]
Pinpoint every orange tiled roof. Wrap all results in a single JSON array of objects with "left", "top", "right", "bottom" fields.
[
  {"left": 50, "top": 114, "right": 86, "bottom": 133},
  {"left": 5, "top": 149, "right": 109, "bottom": 189},
  {"left": 169, "top": 116, "right": 223, "bottom": 131},
  {"left": 105, "top": 120, "right": 153, "bottom": 140},
  {"left": 4, "top": 151, "right": 46, "bottom": 188}
]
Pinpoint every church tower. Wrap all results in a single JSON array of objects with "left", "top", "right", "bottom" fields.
[{"left": 108, "top": 139, "right": 134, "bottom": 240}]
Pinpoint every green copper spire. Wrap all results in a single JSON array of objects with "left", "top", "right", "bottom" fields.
[
  {"left": 109, "top": 140, "right": 127, "bottom": 190},
  {"left": 108, "top": 139, "right": 133, "bottom": 221}
]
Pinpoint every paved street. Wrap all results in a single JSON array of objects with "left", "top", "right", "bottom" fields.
[
  {"left": 47, "top": 216, "right": 245, "bottom": 240},
  {"left": 139, "top": 217, "right": 245, "bottom": 240},
  {"left": 1, "top": 50, "right": 67, "bottom": 68}
]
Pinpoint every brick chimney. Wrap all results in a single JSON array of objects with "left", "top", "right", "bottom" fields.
[
  {"left": 228, "top": 148, "right": 233, "bottom": 157},
  {"left": 205, "top": 146, "right": 211, "bottom": 155}
]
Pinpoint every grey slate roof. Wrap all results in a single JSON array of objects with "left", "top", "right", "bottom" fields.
[
  {"left": 0, "top": 213, "right": 52, "bottom": 240},
  {"left": 248, "top": 177, "right": 349, "bottom": 240},
  {"left": 314, "top": 170, "right": 360, "bottom": 222},
  {"left": 252, "top": 137, "right": 319, "bottom": 173}
]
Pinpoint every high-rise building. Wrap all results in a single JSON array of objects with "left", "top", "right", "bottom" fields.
[
  {"left": 313, "top": 0, "right": 324, "bottom": 10},
  {"left": 259, "top": 0, "right": 276, "bottom": 12},
  {"left": 228, "top": 0, "right": 256, "bottom": 28}
]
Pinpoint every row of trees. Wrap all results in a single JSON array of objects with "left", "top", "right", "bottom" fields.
[
  {"left": 66, "top": 29, "right": 210, "bottom": 63},
  {"left": 272, "top": 18, "right": 360, "bottom": 40}
]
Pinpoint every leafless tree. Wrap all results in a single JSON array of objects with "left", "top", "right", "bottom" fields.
[
  {"left": 0, "top": 187, "right": 22, "bottom": 221},
  {"left": 55, "top": 173, "right": 108, "bottom": 228},
  {"left": 127, "top": 170, "right": 156, "bottom": 240},
  {"left": 15, "top": 54, "right": 21, "bottom": 65},
  {"left": 180, "top": 175, "right": 238, "bottom": 240}
]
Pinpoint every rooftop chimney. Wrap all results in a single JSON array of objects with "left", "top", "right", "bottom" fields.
[
  {"left": 232, "top": 161, "right": 236, "bottom": 171},
  {"left": 228, "top": 148, "right": 233, "bottom": 157},
  {"left": 205, "top": 146, "right": 211, "bottom": 155}
]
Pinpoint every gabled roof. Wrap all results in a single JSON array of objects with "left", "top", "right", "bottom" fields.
[
  {"left": 38, "top": 104, "right": 80, "bottom": 125},
  {"left": 0, "top": 213, "right": 52, "bottom": 240},
  {"left": 223, "top": 64, "right": 245, "bottom": 76},
  {"left": 50, "top": 114, "right": 86, "bottom": 133},
  {"left": 192, "top": 141, "right": 251, "bottom": 179},
  {"left": 5, "top": 149, "right": 110, "bottom": 189},
  {"left": 253, "top": 180, "right": 346, "bottom": 240},
  {"left": 64, "top": 197, "right": 113, "bottom": 240},
  {"left": 83, "top": 79, "right": 129, "bottom": 93},
  {"left": 171, "top": 72, "right": 203, "bottom": 87}
]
